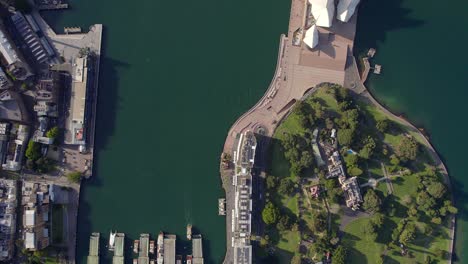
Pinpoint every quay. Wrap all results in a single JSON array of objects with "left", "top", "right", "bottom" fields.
[
  {"left": 87, "top": 233, "right": 99, "bottom": 264},
  {"left": 138, "top": 234, "right": 150, "bottom": 264},
  {"left": 163, "top": 234, "right": 176, "bottom": 264},
  {"left": 113, "top": 233, "right": 125, "bottom": 264}
]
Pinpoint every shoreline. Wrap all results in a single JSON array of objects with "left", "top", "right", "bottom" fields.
[{"left": 219, "top": 1, "right": 456, "bottom": 262}]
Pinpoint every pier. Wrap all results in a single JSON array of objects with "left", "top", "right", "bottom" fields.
[
  {"left": 87, "top": 233, "right": 99, "bottom": 264},
  {"left": 113, "top": 233, "right": 125, "bottom": 264},
  {"left": 138, "top": 234, "right": 150, "bottom": 264},
  {"left": 360, "top": 48, "right": 382, "bottom": 83},
  {"left": 34, "top": 0, "right": 69, "bottom": 10},
  {"left": 192, "top": 235, "right": 204, "bottom": 264},
  {"left": 164, "top": 234, "right": 176, "bottom": 264}
]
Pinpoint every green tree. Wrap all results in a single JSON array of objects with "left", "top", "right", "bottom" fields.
[
  {"left": 278, "top": 178, "right": 295, "bottom": 196},
  {"left": 290, "top": 255, "right": 301, "bottom": 264},
  {"left": 46, "top": 126, "right": 60, "bottom": 139},
  {"left": 399, "top": 222, "right": 416, "bottom": 245},
  {"left": 344, "top": 154, "right": 359, "bottom": 168},
  {"left": 332, "top": 245, "right": 347, "bottom": 264},
  {"left": 337, "top": 128, "right": 355, "bottom": 146},
  {"left": 363, "top": 189, "right": 381, "bottom": 213},
  {"left": 67, "top": 171, "right": 82, "bottom": 183},
  {"left": 25, "top": 140, "right": 41, "bottom": 161},
  {"left": 427, "top": 182, "right": 446, "bottom": 199},
  {"left": 359, "top": 136, "right": 376, "bottom": 160},
  {"left": 396, "top": 136, "right": 419, "bottom": 161},
  {"left": 277, "top": 215, "right": 291, "bottom": 231},
  {"left": 376, "top": 119, "right": 390, "bottom": 133},
  {"left": 266, "top": 176, "right": 278, "bottom": 189},
  {"left": 262, "top": 202, "right": 279, "bottom": 225}
]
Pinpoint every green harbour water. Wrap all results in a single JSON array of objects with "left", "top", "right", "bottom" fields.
[
  {"left": 42, "top": 0, "right": 290, "bottom": 263},
  {"left": 41, "top": 0, "right": 468, "bottom": 263}
]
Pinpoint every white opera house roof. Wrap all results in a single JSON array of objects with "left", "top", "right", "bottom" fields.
[
  {"left": 337, "top": 0, "right": 361, "bottom": 22},
  {"left": 308, "top": 0, "right": 335, "bottom": 28},
  {"left": 303, "top": 25, "right": 319, "bottom": 49}
]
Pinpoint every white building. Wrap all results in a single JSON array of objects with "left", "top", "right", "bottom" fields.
[
  {"left": 337, "top": 0, "right": 361, "bottom": 22},
  {"left": 308, "top": 0, "right": 335, "bottom": 28},
  {"left": 303, "top": 25, "right": 319, "bottom": 49},
  {"left": 0, "top": 30, "right": 19, "bottom": 65}
]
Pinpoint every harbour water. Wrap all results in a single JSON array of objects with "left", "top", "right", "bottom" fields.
[
  {"left": 41, "top": 0, "right": 290, "bottom": 262},
  {"left": 354, "top": 0, "right": 468, "bottom": 262},
  {"left": 41, "top": 0, "right": 468, "bottom": 262}
]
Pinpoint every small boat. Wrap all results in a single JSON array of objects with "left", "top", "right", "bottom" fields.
[
  {"left": 176, "top": 255, "right": 182, "bottom": 264},
  {"left": 149, "top": 240, "right": 155, "bottom": 254},
  {"left": 186, "top": 255, "right": 193, "bottom": 264},
  {"left": 150, "top": 260, "right": 155, "bottom": 264},
  {"left": 133, "top": 240, "right": 139, "bottom": 254},
  {"left": 133, "top": 259, "right": 138, "bottom": 264},
  {"left": 157, "top": 232, "right": 164, "bottom": 264},
  {"left": 186, "top": 224, "right": 192, "bottom": 240},
  {"left": 109, "top": 231, "right": 116, "bottom": 251}
]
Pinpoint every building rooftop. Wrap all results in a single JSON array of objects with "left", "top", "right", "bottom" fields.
[{"left": 0, "top": 29, "right": 19, "bottom": 65}]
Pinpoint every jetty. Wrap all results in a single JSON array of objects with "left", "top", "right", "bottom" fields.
[
  {"left": 87, "top": 233, "right": 99, "bottom": 264},
  {"left": 163, "top": 234, "right": 176, "bottom": 264},
  {"left": 138, "top": 234, "right": 150, "bottom": 264},
  {"left": 192, "top": 235, "right": 204, "bottom": 264},
  {"left": 112, "top": 233, "right": 125, "bottom": 264},
  {"left": 218, "top": 198, "right": 226, "bottom": 215}
]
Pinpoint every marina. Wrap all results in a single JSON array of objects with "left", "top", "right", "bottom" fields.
[{"left": 89, "top": 228, "right": 204, "bottom": 264}]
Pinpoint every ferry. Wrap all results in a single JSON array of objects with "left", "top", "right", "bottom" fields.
[
  {"left": 186, "top": 224, "right": 192, "bottom": 240},
  {"left": 186, "top": 255, "right": 193, "bottom": 264},
  {"left": 108, "top": 231, "right": 116, "bottom": 251},
  {"left": 133, "top": 240, "right": 139, "bottom": 254},
  {"left": 157, "top": 232, "right": 164, "bottom": 264},
  {"left": 176, "top": 255, "right": 182, "bottom": 264},
  {"left": 149, "top": 240, "right": 155, "bottom": 254}
]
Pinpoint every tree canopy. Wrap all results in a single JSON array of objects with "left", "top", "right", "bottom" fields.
[
  {"left": 262, "top": 202, "right": 279, "bottom": 225},
  {"left": 332, "top": 245, "right": 347, "bottom": 264},
  {"left": 363, "top": 189, "right": 381, "bottom": 213},
  {"left": 25, "top": 140, "right": 41, "bottom": 161},
  {"left": 396, "top": 136, "right": 419, "bottom": 161}
]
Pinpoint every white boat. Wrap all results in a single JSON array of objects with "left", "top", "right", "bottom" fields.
[
  {"left": 109, "top": 231, "right": 116, "bottom": 251},
  {"left": 133, "top": 240, "right": 139, "bottom": 254},
  {"left": 186, "top": 255, "right": 192, "bottom": 264},
  {"left": 157, "top": 232, "right": 164, "bottom": 264},
  {"left": 150, "top": 240, "right": 155, "bottom": 254},
  {"left": 186, "top": 224, "right": 192, "bottom": 240}
]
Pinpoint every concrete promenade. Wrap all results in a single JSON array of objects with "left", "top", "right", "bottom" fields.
[
  {"left": 29, "top": 7, "right": 103, "bottom": 263},
  {"left": 220, "top": 0, "right": 455, "bottom": 263}
]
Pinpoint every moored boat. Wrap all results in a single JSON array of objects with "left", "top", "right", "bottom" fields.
[
  {"left": 186, "top": 255, "right": 193, "bottom": 264},
  {"left": 176, "top": 255, "right": 182, "bottom": 264},
  {"left": 108, "top": 231, "right": 116, "bottom": 251},
  {"left": 133, "top": 239, "right": 139, "bottom": 254},
  {"left": 133, "top": 259, "right": 137, "bottom": 264},
  {"left": 186, "top": 224, "right": 192, "bottom": 240},
  {"left": 150, "top": 240, "right": 155, "bottom": 254},
  {"left": 157, "top": 232, "right": 164, "bottom": 264}
]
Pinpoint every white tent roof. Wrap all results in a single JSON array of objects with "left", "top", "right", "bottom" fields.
[
  {"left": 337, "top": 0, "right": 361, "bottom": 22},
  {"left": 25, "top": 232, "right": 35, "bottom": 249},
  {"left": 303, "top": 25, "right": 319, "bottom": 49},
  {"left": 309, "top": 0, "right": 334, "bottom": 28},
  {"left": 25, "top": 209, "right": 35, "bottom": 227}
]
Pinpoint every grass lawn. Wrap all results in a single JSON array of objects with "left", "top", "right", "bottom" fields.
[
  {"left": 51, "top": 204, "right": 65, "bottom": 245},
  {"left": 343, "top": 217, "right": 385, "bottom": 264},
  {"left": 277, "top": 229, "right": 301, "bottom": 255}
]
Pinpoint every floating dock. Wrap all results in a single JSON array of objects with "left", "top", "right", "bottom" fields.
[
  {"left": 87, "top": 233, "right": 99, "bottom": 264},
  {"left": 138, "top": 234, "right": 150, "bottom": 264},
  {"left": 192, "top": 235, "right": 204, "bottom": 264},
  {"left": 163, "top": 234, "right": 176, "bottom": 264},
  {"left": 367, "top": 48, "right": 376, "bottom": 58},
  {"left": 218, "top": 198, "right": 226, "bottom": 215},
  {"left": 374, "top": 64, "right": 382, "bottom": 74},
  {"left": 64, "top": 27, "right": 82, "bottom": 34},
  {"left": 113, "top": 233, "right": 125, "bottom": 264}
]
